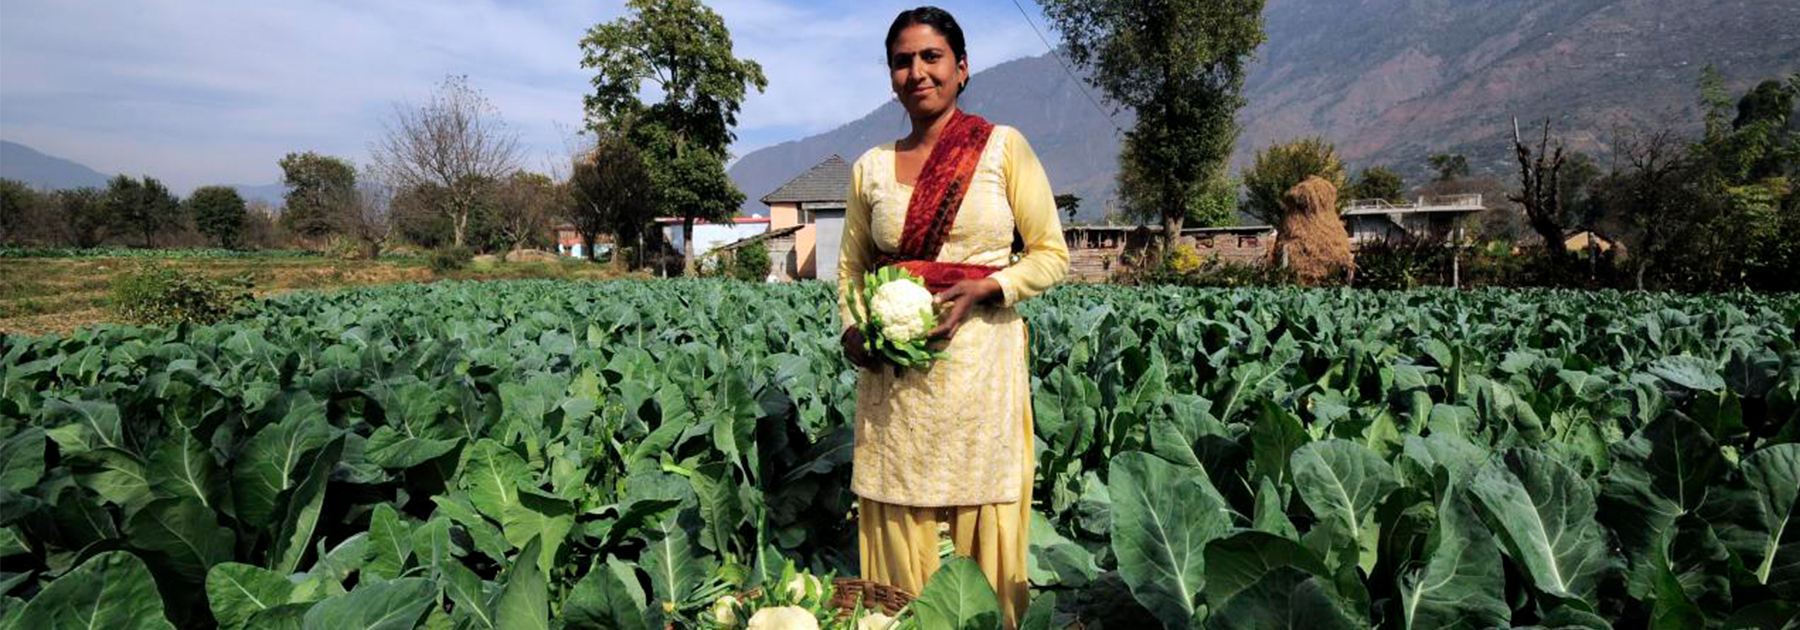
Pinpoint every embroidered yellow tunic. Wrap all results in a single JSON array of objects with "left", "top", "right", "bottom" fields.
[{"left": 837, "top": 124, "right": 1069, "bottom": 507}]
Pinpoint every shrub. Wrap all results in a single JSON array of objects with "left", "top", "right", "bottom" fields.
[
  {"left": 1354, "top": 237, "right": 1451, "bottom": 290},
  {"left": 429, "top": 247, "right": 472, "bottom": 274},
  {"left": 109, "top": 264, "right": 252, "bottom": 326},
  {"left": 1115, "top": 247, "right": 1296, "bottom": 288},
  {"left": 730, "top": 241, "right": 771, "bottom": 282}
]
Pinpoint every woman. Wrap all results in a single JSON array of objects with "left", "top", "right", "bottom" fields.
[{"left": 837, "top": 7, "right": 1068, "bottom": 627}]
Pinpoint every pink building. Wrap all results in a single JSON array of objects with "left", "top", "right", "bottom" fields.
[{"left": 759, "top": 155, "right": 850, "bottom": 281}]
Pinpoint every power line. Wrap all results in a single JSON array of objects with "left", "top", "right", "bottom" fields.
[{"left": 1009, "top": 0, "right": 1124, "bottom": 135}]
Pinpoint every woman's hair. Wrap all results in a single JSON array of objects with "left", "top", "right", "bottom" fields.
[{"left": 884, "top": 6, "right": 970, "bottom": 93}]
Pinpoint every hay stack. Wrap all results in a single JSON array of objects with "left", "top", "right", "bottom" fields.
[{"left": 1272, "top": 176, "right": 1355, "bottom": 285}]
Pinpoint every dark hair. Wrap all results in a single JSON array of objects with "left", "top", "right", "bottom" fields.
[{"left": 884, "top": 6, "right": 970, "bottom": 93}]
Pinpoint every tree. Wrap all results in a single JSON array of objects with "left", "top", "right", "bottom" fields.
[
  {"left": 567, "top": 131, "right": 655, "bottom": 267},
  {"left": 0, "top": 179, "right": 39, "bottom": 246},
  {"left": 1043, "top": 0, "right": 1266, "bottom": 251},
  {"left": 492, "top": 170, "right": 559, "bottom": 257},
  {"left": 1508, "top": 119, "right": 1572, "bottom": 264},
  {"left": 55, "top": 188, "right": 108, "bottom": 248},
  {"left": 336, "top": 167, "right": 396, "bottom": 259},
  {"left": 1055, "top": 194, "right": 1082, "bottom": 224},
  {"left": 1428, "top": 153, "right": 1470, "bottom": 182},
  {"left": 373, "top": 75, "right": 521, "bottom": 249},
  {"left": 279, "top": 152, "right": 357, "bottom": 240},
  {"left": 1599, "top": 124, "right": 1691, "bottom": 290},
  {"left": 103, "top": 175, "right": 181, "bottom": 248},
  {"left": 581, "top": 0, "right": 767, "bottom": 274},
  {"left": 186, "top": 186, "right": 248, "bottom": 248},
  {"left": 1345, "top": 166, "right": 1407, "bottom": 204},
  {"left": 1241, "top": 137, "right": 1346, "bottom": 226}
]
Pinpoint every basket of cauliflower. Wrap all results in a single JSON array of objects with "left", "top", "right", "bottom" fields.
[
  {"left": 705, "top": 563, "right": 909, "bottom": 630},
  {"left": 851, "top": 266, "right": 947, "bottom": 371}
]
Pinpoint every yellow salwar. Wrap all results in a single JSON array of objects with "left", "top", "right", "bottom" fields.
[
  {"left": 857, "top": 367, "right": 1034, "bottom": 627},
  {"left": 838, "top": 124, "right": 1067, "bottom": 630}
]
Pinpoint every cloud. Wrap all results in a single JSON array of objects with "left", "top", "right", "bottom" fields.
[{"left": 0, "top": 0, "right": 1052, "bottom": 193}]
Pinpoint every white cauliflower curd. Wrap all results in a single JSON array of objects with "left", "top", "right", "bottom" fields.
[
  {"left": 869, "top": 278, "right": 935, "bottom": 342},
  {"left": 746, "top": 606, "right": 819, "bottom": 630}
]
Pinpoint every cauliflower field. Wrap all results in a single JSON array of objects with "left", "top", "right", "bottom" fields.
[{"left": 1, "top": 280, "right": 1796, "bottom": 629}]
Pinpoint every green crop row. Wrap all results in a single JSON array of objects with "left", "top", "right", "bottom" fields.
[{"left": 0, "top": 281, "right": 1795, "bottom": 629}]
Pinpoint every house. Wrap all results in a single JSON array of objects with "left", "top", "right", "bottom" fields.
[
  {"left": 760, "top": 155, "right": 851, "bottom": 281},
  {"left": 709, "top": 225, "right": 806, "bottom": 280},
  {"left": 656, "top": 216, "right": 771, "bottom": 259},
  {"left": 552, "top": 222, "right": 613, "bottom": 258},
  {"left": 1064, "top": 224, "right": 1278, "bottom": 281},
  {"left": 1342, "top": 195, "right": 1486, "bottom": 246}
]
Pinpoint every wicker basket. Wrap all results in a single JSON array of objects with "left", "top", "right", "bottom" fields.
[
  {"left": 826, "top": 578, "right": 914, "bottom": 617},
  {"left": 741, "top": 578, "right": 915, "bottom": 619}
]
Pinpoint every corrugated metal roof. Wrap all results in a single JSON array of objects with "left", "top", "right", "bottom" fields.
[{"left": 759, "top": 155, "right": 850, "bottom": 205}]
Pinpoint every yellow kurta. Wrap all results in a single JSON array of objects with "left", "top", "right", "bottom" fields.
[{"left": 837, "top": 123, "right": 1068, "bottom": 627}]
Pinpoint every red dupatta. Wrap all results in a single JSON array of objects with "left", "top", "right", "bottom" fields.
[{"left": 870, "top": 109, "right": 1002, "bottom": 294}]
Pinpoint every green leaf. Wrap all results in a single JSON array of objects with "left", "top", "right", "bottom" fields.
[
  {"left": 1110, "top": 451, "right": 1232, "bottom": 630},
  {"left": 1202, "top": 531, "right": 1331, "bottom": 607},
  {"left": 125, "top": 497, "right": 234, "bottom": 583},
  {"left": 233, "top": 397, "right": 332, "bottom": 526},
  {"left": 439, "top": 560, "right": 495, "bottom": 630},
  {"left": 1251, "top": 401, "right": 1308, "bottom": 488},
  {"left": 206, "top": 562, "right": 296, "bottom": 630},
  {"left": 494, "top": 536, "right": 548, "bottom": 630},
  {"left": 17, "top": 551, "right": 175, "bottom": 630},
  {"left": 1203, "top": 567, "right": 1359, "bottom": 630},
  {"left": 365, "top": 504, "right": 412, "bottom": 581},
  {"left": 408, "top": 516, "right": 454, "bottom": 577},
  {"left": 1717, "top": 443, "right": 1799, "bottom": 598},
  {"left": 272, "top": 437, "right": 343, "bottom": 574},
  {"left": 0, "top": 428, "right": 44, "bottom": 492},
  {"left": 300, "top": 577, "right": 434, "bottom": 630},
  {"left": 1648, "top": 355, "right": 1725, "bottom": 392},
  {"left": 1600, "top": 413, "right": 1724, "bottom": 598},
  {"left": 1017, "top": 591, "right": 1058, "bottom": 630},
  {"left": 1398, "top": 488, "right": 1508, "bottom": 630},
  {"left": 1290, "top": 440, "right": 1399, "bottom": 573},
  {"left": 912, "top": 557, "right": 1002, "bottom": 630},
  {"left": 564, "top": 557, "right": 648, "bottom": 630},
  {"left": 147, "top": 430, "right": 222, "bottom": 510},
  {"left": 1467, "top": 449, "right": 1610, "bottom": 602},
  {"left": 639, "top": 506, "right": 711, "bottom": 609}
]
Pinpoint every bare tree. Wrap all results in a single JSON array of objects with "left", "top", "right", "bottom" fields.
[
  {"left": 372, "top": 75, "right": 520, "bottom": 248},
  {"left": 336, "top": 167, "right": 396, "bottom": 259},
  {"left": 1509, "top": 118, "right": 1571, "bottom": 263},
  {"left": 492, "top": 170, "right": 558, "bottom": 258}
]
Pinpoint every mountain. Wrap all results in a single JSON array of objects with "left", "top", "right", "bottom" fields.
[
  {"left": 1, "top": 140, "right": 109, "bottom": 190},
  {"left": 729, "top": 0, "right": 1800, "bottom": 223},
  {"left": 0, "top": 139, "right": 286, "bottom": 206}
]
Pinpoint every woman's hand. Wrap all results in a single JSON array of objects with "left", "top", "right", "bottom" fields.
[
  {"left": 842, "top": 326, "right": 876, "bottom": 370},
  {"left": 927, "top": 278, "right": 1002, "bottom": 347}
]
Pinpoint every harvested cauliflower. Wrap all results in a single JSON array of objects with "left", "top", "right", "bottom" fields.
[
  {"left": 745, "top": 606, "right": 819, "bottom": 630},
  {"left": 870, "top": 277, "right": 934, "bottom": 342}
]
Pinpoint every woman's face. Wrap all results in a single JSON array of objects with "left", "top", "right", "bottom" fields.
[{"left": 888, "top": 24, "right": 967, "bottom": 120}]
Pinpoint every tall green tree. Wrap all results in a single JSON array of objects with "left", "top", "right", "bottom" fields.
[
  {"left": 1043, "top": 0, "right": 1266, "bottom": 249},
  {"left": 55, "top": 187, "right": 108, "bottom": 248},
  {"left": 567, "top": 130, "right": 655, "bottom": 267},
  {"left": 279, "top": 152, "right": 357, "bottom": 239},
  {"left": 0, "top": 178, "right": 38, "bottom": 246},
  {"left": 186, "top": 186, "right": 248, "bottom": 248},
  {"left": 580, "top": 0, "right": 766, "bottom": 274},
  {"left": 1345, "top": 166, "right": 1407, "bottom": 205},
  {"left": 1055, "top": 194, "right": 1082, "bottom": 224},
  {"left": 103, "top": 175, "right": 181, "bottom": 248},
  {"left": 1241, "top": 137, "right": 1346, "bottom": 225}
]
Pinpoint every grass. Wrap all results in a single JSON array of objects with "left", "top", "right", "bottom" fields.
[{"left": 0, "top": 252, "right": 638, "bottom": 336}]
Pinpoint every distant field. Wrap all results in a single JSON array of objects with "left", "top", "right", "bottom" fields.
[{"left": 0, "top": 250, "right": 631, "bottom": 336}]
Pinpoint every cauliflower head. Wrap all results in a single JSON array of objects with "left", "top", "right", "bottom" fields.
[
  {"left": 746, "top": 606, "right": 820, "bottom": 630},
  {"left": 856, "top": 611, "right": 899, "bottom": 630},
  {"left": 712, "top": 595, "right": 740, "bottom": 627},
  {"left": 869, "top": 277, "right": 934, "bottom": 343},
  {"left": 782, "top": 573, "right": 824, "bottom": 602}
]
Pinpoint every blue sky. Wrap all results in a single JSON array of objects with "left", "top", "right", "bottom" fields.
[{"left": 0, "top": 0, "right": 1055, "bottom": 193}]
